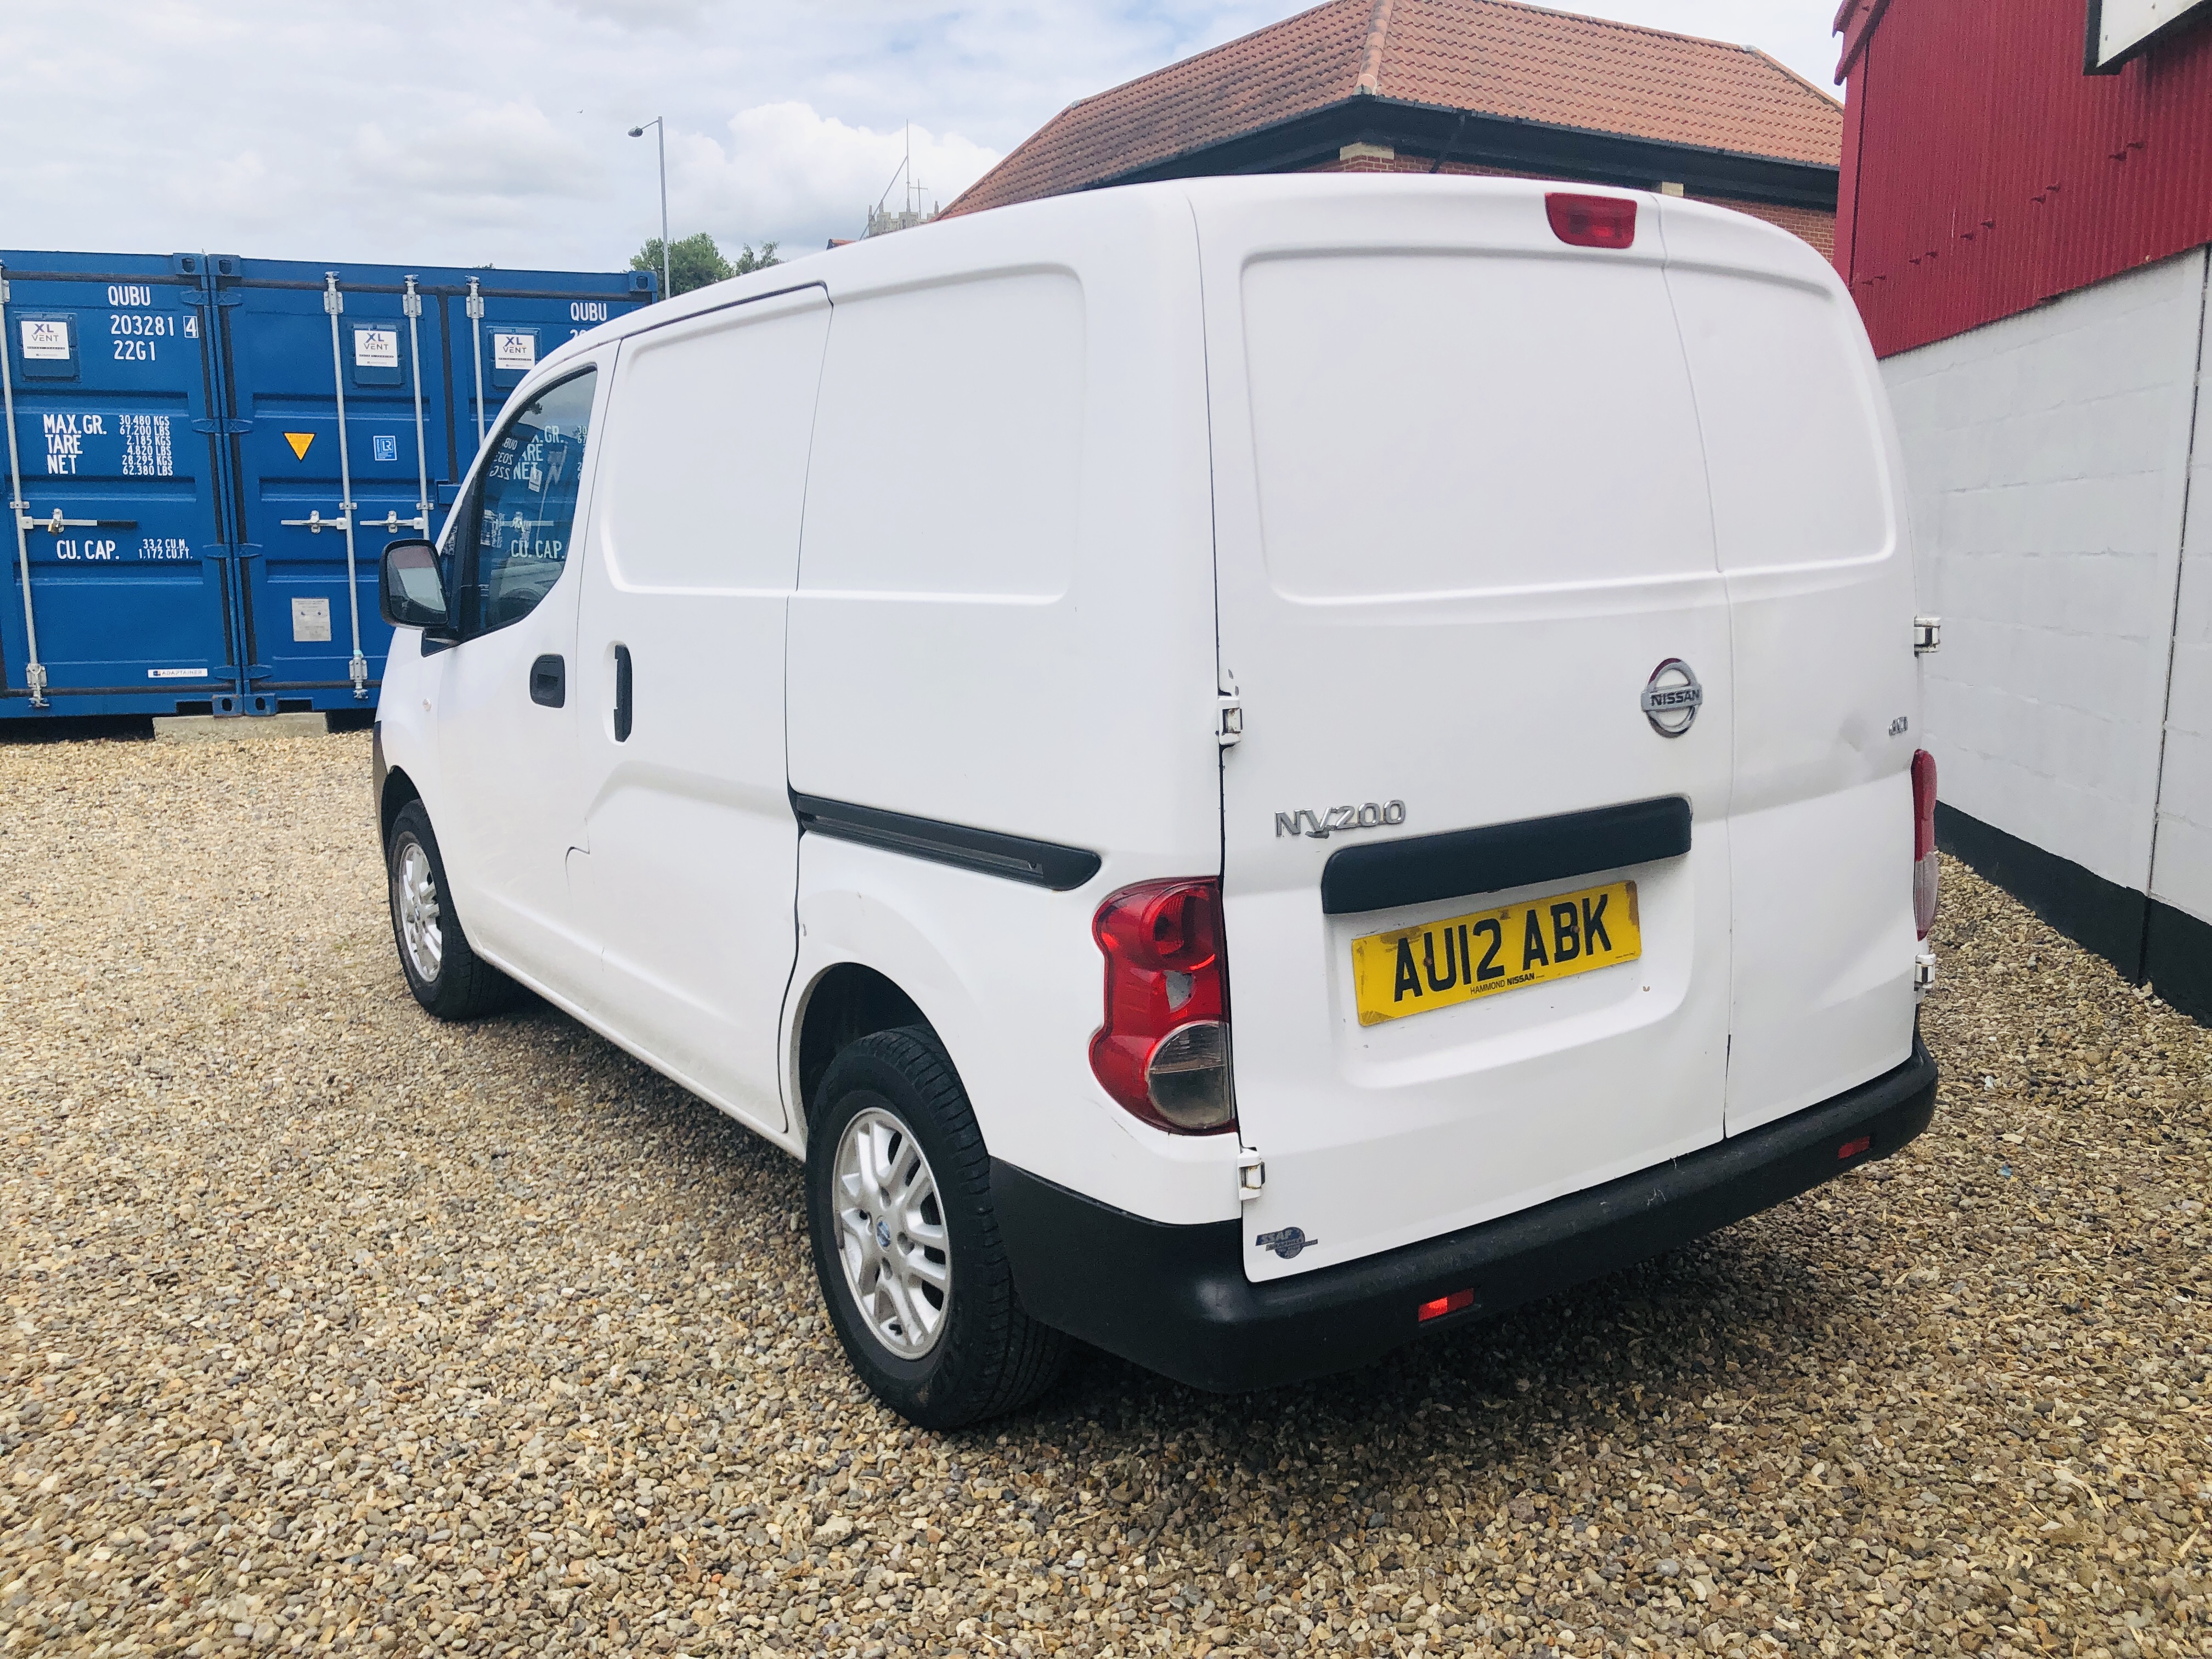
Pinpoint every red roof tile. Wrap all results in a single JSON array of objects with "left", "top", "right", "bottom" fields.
[{"left": 946, "top": 0, "right": 1842, "bottom": 216}]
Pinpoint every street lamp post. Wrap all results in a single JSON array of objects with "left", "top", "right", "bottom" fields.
[{"left": 628, "top": 117, "right": 669, "bottom": 301}]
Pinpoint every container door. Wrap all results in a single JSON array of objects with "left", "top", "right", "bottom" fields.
[
  {"left": 0, "top": 255, "right": 236, "bottom": 713},
  {"left": 1656, "top": 204, "right": 1921, "bottom": 1135},
  {"left": 213, "top": 267, "right": 450, "bottom": 710},
  {"left": 1195, "top": 183, "right": 1735, "bottom": 1284}
]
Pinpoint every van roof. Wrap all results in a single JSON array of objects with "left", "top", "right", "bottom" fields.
[{"left": 537, "top": 174, "right": 1832, "bottom": 379}]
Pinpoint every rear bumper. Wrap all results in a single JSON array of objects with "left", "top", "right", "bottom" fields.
[{"left": 992, "top": 1035, "right": 1938, "bottom": 1392}]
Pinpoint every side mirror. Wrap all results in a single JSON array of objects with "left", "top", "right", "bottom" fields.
[{"left": 379, "top": 539, "right": 451, "bottom": 632}]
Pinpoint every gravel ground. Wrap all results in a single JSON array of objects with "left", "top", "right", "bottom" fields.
[{"left": 2, "top": 727, "right": 2208, "bottom": 1659}]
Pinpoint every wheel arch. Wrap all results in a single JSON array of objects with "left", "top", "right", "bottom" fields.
[
  {"left": 379, "top": 763, "right": 424, "bottom": 854},
  {"left": 792, "top": 962, "right": 935, "bottom": 1132}
]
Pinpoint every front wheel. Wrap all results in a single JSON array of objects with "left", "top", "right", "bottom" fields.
[
  {"left": 806, "top": 1028, "right": 1068, "bottom": 1427},
  {"left": 386, "top": 801, "right": 516, "bottom": 1020}
]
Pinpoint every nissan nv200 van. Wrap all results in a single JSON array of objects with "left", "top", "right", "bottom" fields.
[{"left": 370, "top": 176, "right": 1942, "bottom": 1427}]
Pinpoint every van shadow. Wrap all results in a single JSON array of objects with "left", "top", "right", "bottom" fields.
[
  {"left": 483, "top": 994, "right": 1889, "bottom": 1530},
  {"left": 1018, "top": 1219, "right": 1894, "bottom": 1553}
]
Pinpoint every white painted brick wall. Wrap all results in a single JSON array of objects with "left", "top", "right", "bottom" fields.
[
  {"left": 2152, "top": 268, "right": 2212, "bottom": 925},
  {"left": 1882, "top": 248, "right": 2209, "bottom": 912}
]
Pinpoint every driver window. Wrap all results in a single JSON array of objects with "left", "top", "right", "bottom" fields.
[{"left": 459, "top": 368, "right": 597, "bottom": 636}]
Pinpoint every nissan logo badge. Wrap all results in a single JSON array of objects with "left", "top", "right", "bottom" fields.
[{"left": 1640, "top": 658, "right": 1702, "bottom": 738}]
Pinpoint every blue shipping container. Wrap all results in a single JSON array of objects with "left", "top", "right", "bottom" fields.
[{"left": 1, "top": 250, "right": 654, "bottom": 719}]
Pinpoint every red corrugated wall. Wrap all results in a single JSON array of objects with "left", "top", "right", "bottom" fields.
[{"left": 1836, "top": 0, "right": 2212, "bottom": 358}]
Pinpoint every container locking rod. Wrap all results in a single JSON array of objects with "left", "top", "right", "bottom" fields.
[
  {"left": 0, "top": 264, "right": 49, "bottom": 707},
  {"left": 466, "top": 276, "right": 487, "bottom": 456},
  {"left": 323, "top": 273, "right": 368, "bottom": 698},
  {"left": 402, "top": 277, "right": 431, "bottom": 537}
]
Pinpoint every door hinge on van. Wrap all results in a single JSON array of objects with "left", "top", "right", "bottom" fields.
[
  {"left": 1914, "top": 616, "right": 1942, "bottom": 654},
  {"left": 1238, "top": 1150, "right": 1265, "bottom": 1201},
  {"left": 1217, "top": 687, "right": 1244, "bottom": 748}
]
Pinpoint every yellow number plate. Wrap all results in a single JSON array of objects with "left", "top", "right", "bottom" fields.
[{"left": 1350, "top": 879, "right": 1641, "bottom": 1026}]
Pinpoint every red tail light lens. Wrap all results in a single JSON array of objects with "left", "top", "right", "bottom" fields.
[
  {"left": 1546, "top": 193, "right": 1638, "bottom": 250},
  {"left": 1911, "top": 749, "right": 1939, "bottom": 939},
  {"left": 1417, "top": 1288, "right": 1475, "bottom": 1323},
  {"left": 1089, "top": 879, "right": 1235, "bottom": 1134}
]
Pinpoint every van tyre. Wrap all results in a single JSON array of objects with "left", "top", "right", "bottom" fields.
[
  {"left": 386, "top": 801, "right": 516, "bottom": 1021},
  {"left": 807, "top": 1028, "right": 1069, "bottom": 1427}
]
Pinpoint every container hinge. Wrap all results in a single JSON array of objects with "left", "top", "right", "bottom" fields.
[
  {"left": 1238, "top": 1151, "right": 1266, "bottom": 1202},
  {"left": 1913, "top": 615, "right": 1942, "bottom": 654},
  {"left": 185, "top": 417, "right": 252, "bottom": 436},
  {"left": 1914, "top": 949, "right": 1937, "bottom": 997},
  {"left": 1217, "top": 690, "right": 1244, "bottom": 748}
]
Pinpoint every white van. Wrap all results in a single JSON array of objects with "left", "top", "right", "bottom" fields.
[{"left": 370, "top": 176, "right": 1941, "bottom": 1427}]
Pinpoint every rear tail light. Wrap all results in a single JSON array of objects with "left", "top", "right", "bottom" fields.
[
  {"left": 1911, "top": 749, "right": 1939, "bottom": 939},
  {"left": 1090, "top": 878, "right": 1235, "bottom": 1134},
  {"left": 1546, "top": 193, "right": 1638, "bottom": 250}
]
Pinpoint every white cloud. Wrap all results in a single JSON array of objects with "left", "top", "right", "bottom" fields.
[
  {"left": 0, "top": 1, "right": 1845, "bottom": 274},
  {"left": 679, "top": 103, "right": 1003, "bottom": 253}
]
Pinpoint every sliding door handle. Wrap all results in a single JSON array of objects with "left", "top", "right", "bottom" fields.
[
  {"left": 613, "top": 644, "right": 633, "bottom": 742},
  {"left": 529, "top": 654, "right": 565, "bottom": 708}
]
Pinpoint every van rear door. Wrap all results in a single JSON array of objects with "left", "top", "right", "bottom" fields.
[
  {"left": 1657, "top": 203, "right": 1920, "bottom": 1134},
  {"left": 1195, "top": 179, "right": 1734, "bottom": 1283}
]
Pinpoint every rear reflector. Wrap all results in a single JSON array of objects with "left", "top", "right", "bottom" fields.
[
  {"left": 1838, "top": 1135, "right": 1872, "bottom": 1160},
  {"left": 1417, "top": 1288, "right": 1476, "bottom": 1323},
  {"left": 1546, "top": 193, "right": 1638, "bottom": 250},
  {"left": 1911, "top": 749, "right": 1939, "bottom": 940}
]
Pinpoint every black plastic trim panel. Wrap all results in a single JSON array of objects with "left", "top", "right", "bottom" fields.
[
  {"left": 992, "top": 1035, "right": 1937, "bottom": 1392},
  {"left": 1321, "top": 795, "right": 1691, "bottom": 916},
  {"left": 793, "top": 794, "right": 1103, "bottom": 891}
]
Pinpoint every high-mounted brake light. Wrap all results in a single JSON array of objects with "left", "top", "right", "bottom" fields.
[
  {"left": 1546, "top": 193, "right": 1638, "bottom": 250},
  {"left": 1090, "top": 879, "right": 1235, "bottom": 1134},
  {"left": 1911, "top": 749, "right": 1939, "bottom": 940}
]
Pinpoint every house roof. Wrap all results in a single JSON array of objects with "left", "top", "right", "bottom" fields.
[{"left": 945, "top": 0, "right": 1843, "bottom": 217}]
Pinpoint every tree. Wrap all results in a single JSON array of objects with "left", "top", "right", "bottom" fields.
[{"left": 630, "top": 233, "right": 780, "bottom": 298}]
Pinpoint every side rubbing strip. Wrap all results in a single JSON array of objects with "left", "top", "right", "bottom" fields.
[
  {"left": 1320, "top": 796, "right": 1692, "bottom": 916},
  {"left": 793, "top": 794, "right": 1103, "bottom": 891}
]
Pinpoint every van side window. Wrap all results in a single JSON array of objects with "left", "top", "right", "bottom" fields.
[{"left": 459, "top": 368, "right": 597, "bottom": 635}]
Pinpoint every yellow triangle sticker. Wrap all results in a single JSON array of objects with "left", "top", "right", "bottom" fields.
[{"left": 284, "top": 432, "right": 314, "bottom": 461}]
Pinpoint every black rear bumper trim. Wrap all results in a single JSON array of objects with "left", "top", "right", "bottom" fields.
[
  {"left": 992, "top": 1035, "right": 1937, "bottom": 1392},
  {"left": 1321, "top": 795, "right": 1692, "bottom": 916}
]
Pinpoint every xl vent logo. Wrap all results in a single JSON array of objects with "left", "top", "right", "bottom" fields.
[{"left": 1274, "top": 800, "right": 1406, "bottom": 840}]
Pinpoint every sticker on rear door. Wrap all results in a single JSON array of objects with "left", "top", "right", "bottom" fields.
[{"left": 1350, "top": 879, "right": 1642, "bottom": 1025}]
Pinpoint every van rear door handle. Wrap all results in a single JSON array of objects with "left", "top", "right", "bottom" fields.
[
  {"left": 529, "top": 654, "right": 566, "bottom": 708},
  {"left": 613, "top": 644, "right": 633, "bottom": 742}
]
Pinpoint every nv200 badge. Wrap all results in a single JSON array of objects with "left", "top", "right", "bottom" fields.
[{"left": 1273, "top": 800, "right": 1406, "bottom": 839}]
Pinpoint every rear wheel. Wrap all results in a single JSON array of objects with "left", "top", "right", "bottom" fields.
[
  {"left": 806, "top": 1027, "right": 1068, "bottom": 1427},
  {"left": 386, "top": 800, "right": 516, "bottom": 1020}
]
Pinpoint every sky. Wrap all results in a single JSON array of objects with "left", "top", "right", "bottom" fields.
[{"left": 0, "top": 0, "right": 1844, "bottom": 278}]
